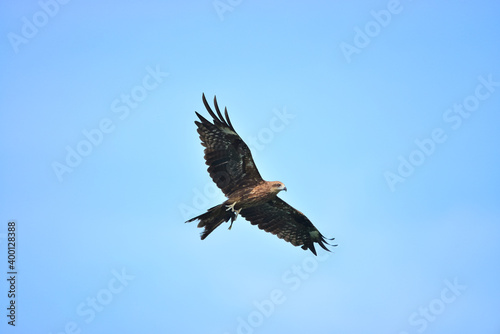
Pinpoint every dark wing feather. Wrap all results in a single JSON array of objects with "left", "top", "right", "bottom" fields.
[
  {"left": 195, "top": 94, "right": 263, "bottom": 197},
  {"left": 240, "top": 197, "right": 335, "bottom": 255}
]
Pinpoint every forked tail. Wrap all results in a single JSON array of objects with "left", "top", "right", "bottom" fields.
[{"left": 185, "top": 203, "right": 235, "bottom": 239}]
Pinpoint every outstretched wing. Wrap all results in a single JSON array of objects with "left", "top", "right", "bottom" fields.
[
  {"left": 194, "top": 94, "right": 264, "bottom": 197},
  {"left": 240, "top": 198, "right": 335, "bottom": 255}
]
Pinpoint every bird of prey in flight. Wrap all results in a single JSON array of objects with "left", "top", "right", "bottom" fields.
[{"left": 186, "top": 94, "right": 335, "bottom": 255}]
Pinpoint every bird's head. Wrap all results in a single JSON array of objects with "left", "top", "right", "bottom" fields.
[{"left": 271, "top": 181, "right": 287, "bottom": 193}]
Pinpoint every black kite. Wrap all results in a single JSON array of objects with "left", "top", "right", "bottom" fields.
[{"left": 186, "top": 94, "right": 335, "bottom": 255}]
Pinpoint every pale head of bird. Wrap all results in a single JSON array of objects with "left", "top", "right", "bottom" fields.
[{"left": 271, "top": 181, "right": 287, "bottom": 193}]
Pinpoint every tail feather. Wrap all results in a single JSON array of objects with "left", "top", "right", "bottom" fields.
[{"left": 186, "top": 204, "right": 235, "bottom": 239}]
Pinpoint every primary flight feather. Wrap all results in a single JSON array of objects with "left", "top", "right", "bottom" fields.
[{"left": 186, "top": 94, "right": 335, "bottom": 255}]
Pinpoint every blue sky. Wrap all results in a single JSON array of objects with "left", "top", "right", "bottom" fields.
[{"left": 1, "top": 1, "right": 499, "bottom": 333}]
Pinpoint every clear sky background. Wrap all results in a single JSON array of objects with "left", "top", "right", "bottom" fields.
[{"left": 1, "top": 1, "right": 499, "bottom": 333}]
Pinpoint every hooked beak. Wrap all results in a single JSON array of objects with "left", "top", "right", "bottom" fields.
[{"left": 283, "top": 187, "right": 287, "bottom": 192}]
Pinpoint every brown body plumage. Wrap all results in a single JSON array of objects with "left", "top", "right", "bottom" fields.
[
  {"left": 228, "top": 181, "right": 286, "bottom": 210},
  {"left": 186, "top": 94, "right": 335, "bottom": 255}
]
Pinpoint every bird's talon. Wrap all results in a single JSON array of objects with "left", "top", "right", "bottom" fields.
[{"left": 226, "top": 202, "right": 237, "bottom": 212}]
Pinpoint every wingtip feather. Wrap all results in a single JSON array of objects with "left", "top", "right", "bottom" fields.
[
  {"left": 224, "top": 107, "right": 235, "bottom": 131},
  {"left": 309, "top": 244, "right": 318, "bottom": 256},
  {"left": 202, "top": 94, "right": 219, "bottom": 123},
  {"left": 213, "top": 96, "right": 226, "bottom": 122}
]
